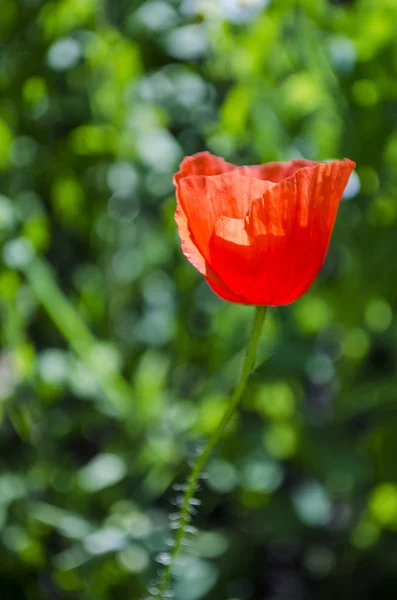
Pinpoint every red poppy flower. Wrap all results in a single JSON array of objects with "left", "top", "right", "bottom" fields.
[{"left": 173, "top": 152, "right": 356, "bottom": 306}]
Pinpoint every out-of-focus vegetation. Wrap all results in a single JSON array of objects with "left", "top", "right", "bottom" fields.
[{"left": 1, "top": 0, "right": 397, "bottom": 598}]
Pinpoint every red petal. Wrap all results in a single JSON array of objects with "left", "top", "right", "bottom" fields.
[
  {"left": 205, "top": 275, "right": 246, "bottom": 303},
  {"left": 208, "top": 159, "right": 356, "bottom": 305},
  {"left": 173, "top": 151, "right": 237, "bottom": 276},
  {"left": 173, "top": 151, "right": 235, "bottom": 186},
  {"left": 174, "top": 202, "right": 207, "bottom": 275},
  {"left": 176, "top": 171, "right": 274, "bottom": 264},
  {"left": 236, "top": 159, "right": 316, "bottom": 183}
]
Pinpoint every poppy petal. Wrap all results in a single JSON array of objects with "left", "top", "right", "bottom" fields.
[
  {"left": 175, "top": 188, "right": 246, "bottom": 300},
  {"left": 176, "top": 171, "right": 274, "bottom": 264},
  {"left": 205, "top": 275, "right": 247, "bottom": 303},
  {"left": 208, "top": 159, "right": 356, "bottom": 305},
  {"left": 236, "top": 159, "right": 316, "bottom": 183},
  {"left": 174, "top": 201, "right": 207, "bottom": 275},
  {"left": 173, "top": 152, "right": 238, "bottom": 276},
  {"left": 173, "top": 151, "right": 235, "bottom": 186}
]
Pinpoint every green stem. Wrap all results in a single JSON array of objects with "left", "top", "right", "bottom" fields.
[{"left": 154, "top": 306, "right": 267, "bottom": 598}]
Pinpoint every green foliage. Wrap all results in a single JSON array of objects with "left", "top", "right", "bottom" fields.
[{"left": 1, "top": 0, "right": 397, "bottom": 599}]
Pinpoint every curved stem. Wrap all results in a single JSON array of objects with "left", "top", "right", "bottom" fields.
[{"left": 154, "top": 306, "right": 267, "bottom": 598}]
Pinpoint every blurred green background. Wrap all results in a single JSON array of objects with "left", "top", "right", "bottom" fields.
[{"left": 1, "top": 0, "right": 397, "bottom": 598}]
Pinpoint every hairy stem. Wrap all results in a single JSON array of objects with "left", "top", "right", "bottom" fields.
[{"left": 153, "top": 306, "right": 267, "bottom": 597}]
